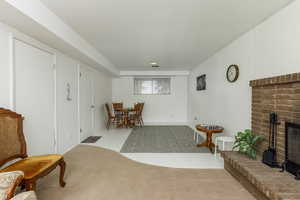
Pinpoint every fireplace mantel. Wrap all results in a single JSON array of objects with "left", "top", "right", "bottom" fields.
[{"left": 250, "top": 72, "right": 300, "bottom": 87}]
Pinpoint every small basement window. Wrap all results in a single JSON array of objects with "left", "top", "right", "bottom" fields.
[{"left": 134, "top": 78, "right": 171, "bottom": 95}]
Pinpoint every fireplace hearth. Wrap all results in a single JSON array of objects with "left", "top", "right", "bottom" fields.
[{"left": 284, "top": 122, "right": 300, "bottom": 179}]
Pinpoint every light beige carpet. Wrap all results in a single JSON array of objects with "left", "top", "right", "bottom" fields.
[{"left": 36, "top": 145, "right": 254, "bottom": 200}]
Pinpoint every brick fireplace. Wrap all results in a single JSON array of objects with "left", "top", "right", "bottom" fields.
[
  {"left": 221, "top": 72, "right": 300, "bottom": 200},
  {"left": 250, "top": 72, "right": 300, "bottom": 164}
]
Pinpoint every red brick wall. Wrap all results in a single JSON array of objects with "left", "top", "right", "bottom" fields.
[{"left": 250, "top": 72, "right": 300, "bottom": 163}]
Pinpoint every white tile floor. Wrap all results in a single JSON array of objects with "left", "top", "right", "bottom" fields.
[{"left": 83, "top": 128, "right": 224, "bottom": 169}]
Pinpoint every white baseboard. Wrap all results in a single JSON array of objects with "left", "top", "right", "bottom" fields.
[
  {"left": 144, "top": 122, "right": 188, "bottom": 126},
  {"left": 61, "top": 143, "right": 78, "bottom": 154}
]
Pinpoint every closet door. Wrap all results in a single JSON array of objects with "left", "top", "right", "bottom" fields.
[
  {"left": 14, "top": 39, "right": 56, "bottom": 156},
  {"left": 79, "top": 66, "right": 94, "bottom": 141}
]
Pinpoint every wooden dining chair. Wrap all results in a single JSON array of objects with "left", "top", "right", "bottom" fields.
[
  {"left": 139, "top": 103, "right": 145, "bottom": 126},
  {"left": 129, "top": 104, "right": 140, "bottom": 127},
  {"left": 112, "top": 103, "right": 123, "bottom": 111},
  {"left": 0, "top": 108, "right": 66, "bottom": 191},
  {"left": 112, "top": 103, "right": 124, "bottom": 126},
  {"left": 130, "top": 103, "right": 144, "bottom": 127},
  {"left": 105, "top": 103, "right": 117, "bottom": 130}
]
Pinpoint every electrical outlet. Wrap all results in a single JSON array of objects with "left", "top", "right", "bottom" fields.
[{"left": 194, "top": 116, "right": 198, "bottom": 121}]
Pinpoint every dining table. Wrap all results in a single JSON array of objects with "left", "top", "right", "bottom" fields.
[{"left": 114, "top": 107, "right": 136, "bottom": 128}]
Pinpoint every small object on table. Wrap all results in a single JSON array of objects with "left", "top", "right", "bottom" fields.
[
  {"left": 196, "top": 124, "right": 224, "bottom": 153},
  {"left": 214, "top": 136, "right": 235, "bottom": 156}
]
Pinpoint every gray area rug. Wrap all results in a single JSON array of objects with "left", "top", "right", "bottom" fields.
[{"left": 120, "top": 126, "right": 210, "bottom": 153}]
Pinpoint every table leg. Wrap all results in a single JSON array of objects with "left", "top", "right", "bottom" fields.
[
  {"left": 124, "top": 111, "right": 128, "bottom": 128},
  {"left": 215, "top": 137, "right": 218, "bottom": 157},
  {"left": 197, "top": 132, "right": 215, "bottom": 153}
]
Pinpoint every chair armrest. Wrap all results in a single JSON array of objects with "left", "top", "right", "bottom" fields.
[{"left": 0, "top": 171, "right": 24, "bottom": 200}]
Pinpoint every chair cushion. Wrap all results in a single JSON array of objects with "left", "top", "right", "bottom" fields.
[
  {"left": 11, "top": 191, "right": 37, "bottom": 200},
  {"left": 0, "top": 171, "right": 24, "bottom": 200},
  {"left": 0, "top": 155, "right": 62, "bottom": 180}
]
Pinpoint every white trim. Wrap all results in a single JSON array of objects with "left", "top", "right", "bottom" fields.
[
  {"left": 144, "top": 122, "right": 188, "bottom": 126},
  {"left": 78, "top": 64, "right": 96, "bottom": 140},
  {"left": 77, "top": 63, "right": 81, "bottom": 144},
  {"left": 62, "top": 143, "right": 78, "bottom": 155},
  {"left": 120, "top": 71, "right": 190, "bottom": 77},
  {"left": 53, "top": 54, "right": 58, "bottom": 154},
  {"left": 13, "top": 38, "right": 54, "bottom": 55},
  {"left": 9, "top": 33, "right": 15, "bottom": 110},
  {"left": 91, "top": 71, "right": 95, "bottom": 135}
]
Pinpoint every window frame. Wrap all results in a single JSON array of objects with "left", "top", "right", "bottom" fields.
[{"left": 133, "top": 77, "right": 171, "bottom": 95}]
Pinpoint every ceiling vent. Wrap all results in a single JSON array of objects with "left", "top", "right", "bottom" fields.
[{"left": 150, "top": 62, "right": 159, "bottom": 68}]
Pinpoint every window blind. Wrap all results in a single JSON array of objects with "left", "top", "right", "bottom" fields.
[{"left": 134, "top": 78, "right": 171, "bottom": 95}]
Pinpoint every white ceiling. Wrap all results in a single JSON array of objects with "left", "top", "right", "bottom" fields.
[{"left": 40, "top": 0, "right": 293, "bottom": 71}]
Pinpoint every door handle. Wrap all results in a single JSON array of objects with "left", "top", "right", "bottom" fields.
[{"left": 90, "top": 105, "right": 95, "bottom": 109}]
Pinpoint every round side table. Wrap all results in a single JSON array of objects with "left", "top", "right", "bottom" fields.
[{"left": 196, "top": 124, "right": 224, "bottom": 153}]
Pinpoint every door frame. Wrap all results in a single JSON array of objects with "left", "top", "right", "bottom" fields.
[
  {"left": 78, "top": 64, "right": 95, "bottom": 142},
  {"left": 10, "top": 35, "right": 58, "bottom": 154}
]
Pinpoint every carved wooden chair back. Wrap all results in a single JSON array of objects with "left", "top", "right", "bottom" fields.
[
  {"left": 137, "top": 103, "right": 144, "bottom": 127},
  {"left": 112, "top": 103, "right": 123, "bottom": 111},
  {"left": 135, "top": 103, "right": 144, "bottom": 116},
  {"left": 112, "top": 102, "right": 124, "bottom": 119},
  {"left": 105, "top": 103, "right": 113, "bottom": 119},
  {"left": 0, "top": 108, "right": 66, "bottom": 191},
  {"left": 134, "top": 103, "right": 140, "bottom": 111},
  {"left": 139, "top": 103, "right": 144, "bottom": 115},
  {"left": 0, "top": 108, "right": 27, "bottom": 167}
]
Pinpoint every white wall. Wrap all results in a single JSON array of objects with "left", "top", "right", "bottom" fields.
[
  {"left": 189, "top": 0, "right": 300, "bottom": 136},
  {"left": 93, "top": 68, "right": 112, "bottom": 135},
  {"left": 112, "top": 76, "right": 188, "bottom": 125},
  {"left": 56, "top": 53, "right": 79, "bottom": 154},
  {"left": 0, "top": 21, "right": 112, "bottom": 154},
  {"left": 0, "top": 29, "right": 10, "bottom": 108},
  {"left": 2, "top": 0, "right": 119, "bottom": 75}
]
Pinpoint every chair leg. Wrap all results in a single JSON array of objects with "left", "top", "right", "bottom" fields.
[
  {"left": 106, "top": 119, "right": 111, "bottom": 130},
  {"left": 214, "top": 138, "right": 218, "bottom": 157},
  {"left": 137, "top": 119, "right": 141, "bottom": 127},
  {"left": 25, "top": 180, "right": 36, "bottom": 191},
  {"left": 141, "top": 118, "right": 144, "bottom": 126},
  {"left": 59, "top": 159, "right": 66, "bottom": 187},
  {"left": 21, "top": 182, "right": 26, "bottom": 190}
]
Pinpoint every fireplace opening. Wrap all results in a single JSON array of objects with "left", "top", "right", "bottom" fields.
[{"left": 285, "top": 122, "right": 300, "bottom": 179}]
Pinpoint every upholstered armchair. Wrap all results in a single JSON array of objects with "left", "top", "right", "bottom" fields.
[
  {"left": 0, "top": 108, "right": 66, "bottom": 191},
  {"left": 0, "top": 171, "right": 37, "bottom": 200}
]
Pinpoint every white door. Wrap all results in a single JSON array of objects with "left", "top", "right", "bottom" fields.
[
  {"left": 79, "top": 66, "right": 94, "bottom": 141},
  {"left": 14, "top": 40, "right": 56, "bottom": 156}
]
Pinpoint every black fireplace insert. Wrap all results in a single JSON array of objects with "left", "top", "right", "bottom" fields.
[{"left": 284, "top": 122, "right": 300, "bottom": 179}]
